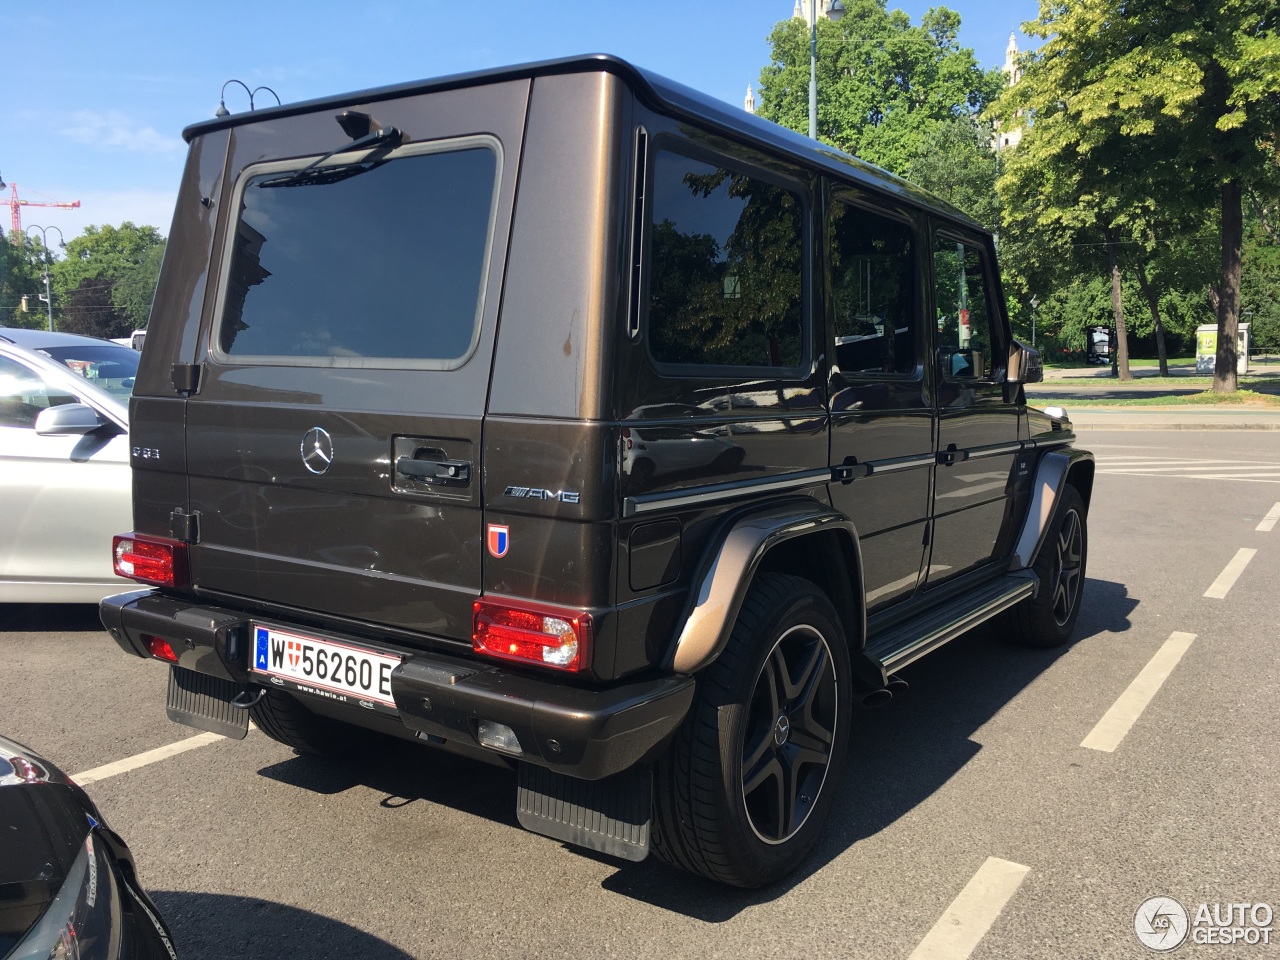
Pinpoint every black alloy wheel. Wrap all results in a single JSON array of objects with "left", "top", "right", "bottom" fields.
[
  {"left": 652, "top": 573, "right": 853, "bottom": 887},
  {"left": 1005, "top": 483, "right": 1088, "bottom": 647},
  {"left": 1049, "top": 504, "right": 1085, "bottom": 627},
  {"left": 741, "top": 624, "right": 838, "bottom": 844}
]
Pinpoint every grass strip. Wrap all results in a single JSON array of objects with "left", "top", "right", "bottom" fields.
[{"left": 1031, "top": 390, "right": 1280, "bottom": 408}]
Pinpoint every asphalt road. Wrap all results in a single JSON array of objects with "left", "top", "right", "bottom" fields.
[{"left": 2, "top": 427, "right": 1278, "bottom": 959}]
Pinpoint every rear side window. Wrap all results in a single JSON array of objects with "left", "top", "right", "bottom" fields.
[
  {"left": 646, "top": 149, "right": 804, "bottom": 370},
  {"left": 218, "top": 140, "right": 499, "bottom": 366},
  {"left": 829, "top": 202, "right": 917, "bottom": 376}
]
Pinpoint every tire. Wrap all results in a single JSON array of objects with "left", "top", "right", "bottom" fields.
[
  {"left": 249, "top": 689, "right": 384, "bottom": 756},
  {"left": 1006, "top": 483, "right": 1088, "bottom": 647},
  {"left": 652, "top": 574, "right": 853, "bottom": 887}
]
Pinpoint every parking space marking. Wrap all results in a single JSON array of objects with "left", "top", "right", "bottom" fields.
[
  {"left": 907, "top": 857, "right": 1031, "bottom": 960},
  {"left": 1258, "top": 502, "right": 1280, "bottom": 533},
  {"left": 1204, "top": 548, "right": 1257, "bottom": 599},
  {"left": 1081, "top": 632, "right": 1197, "bottom": 753},
  {"left": 71, "top": 732, "right": 226, "bottom": 786}
]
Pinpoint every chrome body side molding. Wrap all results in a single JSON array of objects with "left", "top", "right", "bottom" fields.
[{"left": 624, "top": 468, "right": 829, "bottom": 518}]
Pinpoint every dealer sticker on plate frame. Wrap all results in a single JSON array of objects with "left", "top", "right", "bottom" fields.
[{"left": 251, "top": 625, "right": 401, "bottom": 713}]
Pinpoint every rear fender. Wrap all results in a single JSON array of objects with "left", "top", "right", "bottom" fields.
[
  {"left": 664, "top": 498, "right": 865, "bottom": 675},
  {"left": 1013, "top": 447, "right": 1095, "bottom": 570}
]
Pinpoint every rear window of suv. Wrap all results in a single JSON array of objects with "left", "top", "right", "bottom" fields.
[{"left": 217, "top": 139, "right": 499, "bottom": 367}]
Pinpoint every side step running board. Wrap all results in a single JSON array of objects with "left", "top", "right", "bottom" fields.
[{"left": 864, "top": 571, "right": 1038, "bottom": 678}]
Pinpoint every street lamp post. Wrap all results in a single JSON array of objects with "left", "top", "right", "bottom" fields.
[
  {"left": 25, "top": 225, "right": 65, "bottom": 332},
  {"left": 807, "top": 0, "right": 845, "bottom": 140},
  {"left": 1030, "top": 296, "right": 1039, "bottom": 349}
]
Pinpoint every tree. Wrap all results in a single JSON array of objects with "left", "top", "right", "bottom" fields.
[
  {"left": 997, "top": 0, "right": 1280, "bottom": 391},
  {"left": 51, "top": 223, "right": 165, "bottom": 332},
  {"left": 756, "top": 1, "right": 1003, "bottom": 175},
  {"left": 59, "top": 277, "right": 132, "bottom": 340},
  {"left": 111, "top": 242, "right": 166, "bottom": 329},
  {"left": 906, "top": 116, "right": 1001, "bottom": 230},
  {"left": 0, "top": 235, "right": 47, "bottom": 330}
]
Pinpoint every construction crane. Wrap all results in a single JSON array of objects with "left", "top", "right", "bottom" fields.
[{"left": 0, "top": 174, "right": 81, "bottom": 243}]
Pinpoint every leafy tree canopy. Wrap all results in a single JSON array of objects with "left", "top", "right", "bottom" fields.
[
  {"left": 756, "top": 1, "right": 1003, "bottom": 175},
  {"left": 993, "top": 0, "right": 1280, "bottom": 388}
]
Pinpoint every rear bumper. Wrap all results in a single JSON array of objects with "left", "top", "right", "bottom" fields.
[{"left": 100, "top": 590, "right": 694, "bottom": 780}]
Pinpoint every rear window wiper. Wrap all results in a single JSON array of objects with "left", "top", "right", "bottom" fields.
[{"left": 259, "top": 125, "right": 404, "bottom": 189}]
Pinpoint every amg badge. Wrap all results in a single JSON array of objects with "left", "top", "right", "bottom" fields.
[{"left": 503, "top": 486, "right": 580, "bottom": 504}]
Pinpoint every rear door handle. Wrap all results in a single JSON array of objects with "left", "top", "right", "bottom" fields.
[
  {"left": 395, "top": 456, "right": 471, "bottom": 485},
  {"left": 937, "top": 443, "right": 965, "bottom": 467}
]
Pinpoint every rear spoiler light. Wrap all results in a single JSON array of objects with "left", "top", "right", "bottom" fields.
[{"left": 112, "top": 534, "right": 189, "bottom": 589}]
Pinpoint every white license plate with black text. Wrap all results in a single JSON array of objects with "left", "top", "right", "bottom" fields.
[{"left": 251, "top": 625, "right": 401, "bottom": 709}]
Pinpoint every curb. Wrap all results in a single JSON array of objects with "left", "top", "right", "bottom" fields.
[{"left": 1062, "top": 408, "right": 1280, "bottom": 431}]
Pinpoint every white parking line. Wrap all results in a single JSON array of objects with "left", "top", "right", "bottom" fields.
[
  {"left": 71, "top": 732, "right": 226, "bottom": 786},
  {"left": 907, "top": 857, "right": 1031, "bottom": 960},
  {"left": 1258, "top": 502, "right": 1280, "bottom": 533},
  {"left": 1081, "top": 632, "right": 1197, "bottom": 753},
  {"left": 1204, "top": 548, "right": 1258, "bottom": 599}
]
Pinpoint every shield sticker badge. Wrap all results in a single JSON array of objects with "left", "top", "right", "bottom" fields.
[{"left": 487, "top": 524, "right": 510, "bottom": 558}]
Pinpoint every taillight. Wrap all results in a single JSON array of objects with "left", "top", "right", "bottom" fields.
[
  {"left": 145, "top": 635, "right": 179, "bottom": 663},
  {"left": 112, "top": 534, "right": 188, "bottom": 588},
  {"left": 473, "top": 598, "right": 592, "bottom": 672},
  {"left": 622, "top": 427, "right": 633, "bottom": 450}
]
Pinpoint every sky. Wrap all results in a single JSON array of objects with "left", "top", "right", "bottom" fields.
[{"left": 2, "top": 0, "right": 1038, "bottom": 243}]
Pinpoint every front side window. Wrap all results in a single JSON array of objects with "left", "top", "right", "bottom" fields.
[
  {"left": 218, "top": 142, "right": 498, "bottom": 365},
  {"left": 933, "top": 237, "right": 996, "bottom": 380},
  {"left": 829, "top": 202, "right": 917, "bottom": 376},
  {"left": 647, "top": 149, "right": 804, "bottom": 370}
]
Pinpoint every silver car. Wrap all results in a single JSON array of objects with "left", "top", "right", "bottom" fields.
[{"left": 0, "top": 328, "right": 136, "bottom": 602}]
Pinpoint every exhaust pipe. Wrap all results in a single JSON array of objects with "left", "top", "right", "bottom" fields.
[{"left": 860, "top": 675, "right": 909, "bottom": 709}]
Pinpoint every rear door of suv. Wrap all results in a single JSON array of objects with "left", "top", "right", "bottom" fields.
[{"left": 182, "top": 81, "right": 529, "bottom": 647}]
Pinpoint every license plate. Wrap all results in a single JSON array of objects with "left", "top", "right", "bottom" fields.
[{"left": 250, "top": 625, "right": 401, "bottom": 709}]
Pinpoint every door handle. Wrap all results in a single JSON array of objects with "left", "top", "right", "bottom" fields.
[
  {"left": 937, "top": 443, "right": 965, "bottom": 467},
  {"left": 395, "top": 456, "right": 471, "bottom": 485}
]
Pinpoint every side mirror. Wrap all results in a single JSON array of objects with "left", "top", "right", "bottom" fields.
[
  {"left": 1007, "top": 340, "right": 1043, "bottom": 384},
  {"left": 34, "top": 403, "right": 106, "bottom": 436}
]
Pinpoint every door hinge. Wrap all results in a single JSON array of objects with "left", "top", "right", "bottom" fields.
[
  {"left": 170, "top": 509, "right": 200, "bottom": 544},
  {"left": 171, "top": 363, "right": 202, "bottom": 395}
]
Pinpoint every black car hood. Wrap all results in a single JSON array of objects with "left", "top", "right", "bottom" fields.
[{"left": 0, "top": 736, "right": 97, "bottom": 954}]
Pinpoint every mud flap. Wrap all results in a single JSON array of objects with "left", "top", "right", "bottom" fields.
[
  {"left": 166, "top": 666, "right": 250, "bottom": 740},
  {"left": 517, "top": 763, "right": 651, "bottom": 862}
]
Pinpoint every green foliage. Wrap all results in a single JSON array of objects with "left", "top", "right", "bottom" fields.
[
  {"left": 756, "top": 1, "right": 1002, "bottom": 175},
  {"left": 111, "top": 243, "right": 166, "bottom": 329},
  {"left": 0, "top": 236, "right": 47, "bottom": 329},
  {"left": 60, "top": 278, "right": 132, "bottom": 340},
  {"left": 47, "top": 223, "right": 166, "bottom": 338},
  {"left": 905, "top": 117, "right": 1000, "bottom": 229},
  {"left": 52, "top": 223, "right": 165, "bottom": 296},
  {"left": 994, "top": 0, "right": 1280, "bottom": 387}
]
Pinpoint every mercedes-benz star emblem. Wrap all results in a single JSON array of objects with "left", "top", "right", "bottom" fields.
[{"left": 301, "top": 427, "right": 334, "bottom": 475}]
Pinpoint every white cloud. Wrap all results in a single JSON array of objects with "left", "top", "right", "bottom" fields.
[{"left": 60, "top": 111, "right": 185, "bottom": 157}]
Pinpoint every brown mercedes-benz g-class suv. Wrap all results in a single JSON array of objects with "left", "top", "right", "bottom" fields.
[{"left": 101, "top": 54, "right": 1093, "bottom": 888}]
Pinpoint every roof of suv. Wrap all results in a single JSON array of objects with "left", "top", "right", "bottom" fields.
[{"left": 182, "top": 53, "right": 982, "bottom": 232}]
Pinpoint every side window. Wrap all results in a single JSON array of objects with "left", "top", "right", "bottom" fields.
[
  {"left": 0, "top": 355, "right": 78, "bottom": 429},
  {"left": 647, "top": 149, "right": 804, "bottom": 370},
  {"left": 829, "top": 202, "right": 917, "bottom": 376},
  {"left": 933, "top": 237, "right": 997, "bottom": 380}
]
